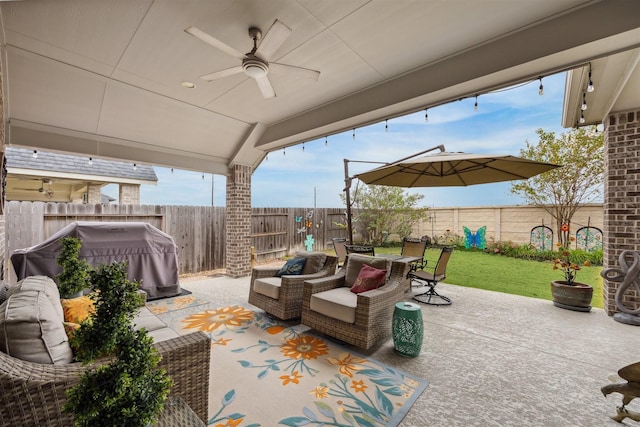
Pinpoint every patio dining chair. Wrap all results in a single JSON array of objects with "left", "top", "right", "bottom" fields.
[
  {"left": 332, "top": 237, "right": 348, "bottom": 268},
  {"left": 345, "top": 244, "right": 375, "bottom": 256},
  {"left": 408, "top": 246, "right": 454, "bottom": 305},
  {"left": 401, "top": 237, "right": 428, "bottom": 273}
]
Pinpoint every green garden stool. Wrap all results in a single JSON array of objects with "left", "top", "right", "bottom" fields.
[{"left": 392, "top": 302, "right": 423, "bottom": 357}]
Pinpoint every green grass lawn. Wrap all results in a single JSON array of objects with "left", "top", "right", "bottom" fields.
[{"left": 373, "top": 246, "right": 604, "bottom": 308}]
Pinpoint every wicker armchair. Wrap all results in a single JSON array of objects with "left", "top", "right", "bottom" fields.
[
  {"left": 249, "top": 251, "right": 338, "bottom": 320},
  {"left": 0, "top": 331, "right": 210, "bottom": 426},
  {"left": 301, "top": 254, "right": 407, "bottom": 349}
]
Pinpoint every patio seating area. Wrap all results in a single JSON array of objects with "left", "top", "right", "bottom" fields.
[{"left": 183, "top": 273, "right": 640, "bottom": 426}]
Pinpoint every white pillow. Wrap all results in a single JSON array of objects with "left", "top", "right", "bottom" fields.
[{"left": 0, "top": 289, "right": 73, "bottom": 364}]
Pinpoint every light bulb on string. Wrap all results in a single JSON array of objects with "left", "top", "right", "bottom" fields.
[
  {"left": 474, "top": 95, "right": 478, "bottom": 111},
  {"left": 202, "top": 173, "right": 205, "bottom": 180},
  {"left": 133, "top": 163, "right": 137, "bottom": 171},
  {"left": 283, "top": 147, "right": 286, "bottom": 156},
  {"left": 424, "top": 109, "right": 428, "bottom": 122},
  {"left": 171, "top": 168, "right": 174, "bottom": 173},
  {"left": 302, "top": 142, "right": 305, "bottom": 151},
  {"left": 352, "top": 128, "right": 356, "bottom": 140},
  {"left": 385, "top": 120, "right": 388, "bottom": 132},
  {"left": 579, "top": 111, "right": 585, "bottom": 124},
  {"left": 325, "top": 136, "right": 328, "bottom": 146},
  {"left": 581, "top": 92, "right": 588, "bottom": 111},
  {"left": 32, "top": 150, "right": 38, "bottom": 159},
  {"left": 587, "top": 65, "right": 595, "bottom": 92},
  {"left": 88, "top": 157, "right": 93, "bottom": 166},
  {"left": 538, "top": 77, "right": 544, "bottom": 96}
]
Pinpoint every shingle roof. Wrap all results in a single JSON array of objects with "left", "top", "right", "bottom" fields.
[{"left": 5, "top": 147, "right": 157, "bottom": 182}]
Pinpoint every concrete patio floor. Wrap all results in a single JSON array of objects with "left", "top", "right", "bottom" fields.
[{"left": 181, "top": 274, "right": 640, "bottom": 427}]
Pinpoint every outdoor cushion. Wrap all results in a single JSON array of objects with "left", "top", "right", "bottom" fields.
[
  {"left": 61, "top": 295, "right": 95, "bottom": 324},
  {"left": 310, "top": 287, "right": 357, "bottom": 324},
  {"left": 344, "top": 254, "right": 388, "bottom": 287},
  {"left": 7, "top": 276, "right": 64, "bottom": 321},
  {"left": 276, "top": 257, "right": 306, "bottom": 277},
  {"left": 253, "top": 277, "right": 282, "bottom": 299},
  {"left": 0, "top": 289, "right": 73, "bottom": 364},
  {"left": 350, "top": 264, "right": 387, "bottom": 294},
  {"left": 296, "top": 251, "right": 327, "bottom": 275}
]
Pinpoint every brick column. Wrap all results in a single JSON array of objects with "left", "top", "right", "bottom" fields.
[
  {"left": 225, "top": 164, "right": 252, "bottom": 277},
  {"left": 603, "top": 109, "right": 640, "bottom": 315},
  {"left": 119, "top": 184, "right": 140, "bottom": 205},
  {"left": 86, "top": 184, "right": 102, "bottom": 204},
  {"left": 0, "top": 53, "right": 5, "bottom": 282}
]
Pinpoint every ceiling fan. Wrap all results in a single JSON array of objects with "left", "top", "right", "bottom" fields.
[
  {"left": 16, "top": 178, "right": 54, "bottom": 198},
  {"left": 185, "top": 19, "right": 320, "bottom": 99}
]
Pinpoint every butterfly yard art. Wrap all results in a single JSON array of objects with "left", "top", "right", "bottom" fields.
[{"left": 463, "top": 226, "right": 487, "bottom": 249}]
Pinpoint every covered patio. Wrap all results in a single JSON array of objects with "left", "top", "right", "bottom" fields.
[{"left": 183, "top": 272, "right": 640, "bottom": 426}]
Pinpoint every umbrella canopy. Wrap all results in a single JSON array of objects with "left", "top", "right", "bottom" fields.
[{"left": 355, "top": 152, "right": 560, "bottom": 187}]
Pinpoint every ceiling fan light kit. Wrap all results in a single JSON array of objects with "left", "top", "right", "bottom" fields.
[{"left": 185, "top": 19, "right": 319, "bottom": 99}]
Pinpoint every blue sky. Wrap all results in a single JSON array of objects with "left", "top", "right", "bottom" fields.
[{"left": 105, "top": 72, "right": 572, "bottom": 208}]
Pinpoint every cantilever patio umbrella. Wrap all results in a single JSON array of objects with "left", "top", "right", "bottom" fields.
[{"left": 343, "top": 145, "right": 560, "bottom": 243}]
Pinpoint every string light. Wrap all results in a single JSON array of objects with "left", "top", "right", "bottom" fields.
[
  {"left": 587, "top": 64, "right": 595, "bottom": 92},
  {"left": 202, "top": 173, "right": 204, "bottom": 180},
  {"left": 88, "top": 157, "right": 93, "bottom": 166},
  {"left": 133, "top": 163, "right": 137, "bottom": 171},
  {"left": 579, "top": 111, "right": 586, "bottom": 124},
  {"left": 283, "top": 147, "right": 286, "bottom": 156},
  {"left": 325, "top": 136, "right": 328, "bottom": 146},
  {"left": 352, "top": 128, "right": 356, "bottom": 140},
  {"left": 32, "top": 150, "right": 38, "bottom": 159},
  {"left": 474, "top": 95, "right": 478, "bottom": 111},
  {"left": 424, "top": 109, "right": 428, "bottom": 122},
  {"left": 302, "top": 142, "right": 305, "bottom": 151},
  {"left": 538, "top": 77, "right": 544, "bottom": 96},
  {"left": 171, "top": 168, "right": 174, "bottom": 173},
  {"left": 385, "top": 119, "right": 388, "bottom": 132},
  {"left": 581, "top": 92, "right": 588, "bottom": 111}
]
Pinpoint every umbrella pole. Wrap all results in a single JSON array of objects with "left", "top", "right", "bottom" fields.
[{"left": 344, "top": 159, "right": 354, "bottom": 244}]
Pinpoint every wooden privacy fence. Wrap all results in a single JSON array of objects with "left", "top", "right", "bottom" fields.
[
  {"left": 4, "top": 202, "right": 349, "bottom": 277},
  {"left": 5, "top": 202, "right": 226, "bottom": 278}
]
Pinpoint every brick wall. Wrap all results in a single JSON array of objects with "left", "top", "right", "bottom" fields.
[
  {"left": 119, "top": 184, "right": 140, "bottom": 205},
  {"left": 225, "top": 164, "right": 252, "bottom": 278},
  {"left": 603, "top": 109, "right": 640, "bottom": 315}
]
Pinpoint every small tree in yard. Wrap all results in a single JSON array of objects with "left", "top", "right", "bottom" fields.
[
  {"left": 343, "top": 183, "right": 426, "bottom": 245},
  {"left": 510, "top": 127, "right": 604, "bottom": 249}
]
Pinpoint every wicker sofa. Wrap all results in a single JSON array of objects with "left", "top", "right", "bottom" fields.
[{"left": 0, "top": 277, "right": 210, "bottom": 426}]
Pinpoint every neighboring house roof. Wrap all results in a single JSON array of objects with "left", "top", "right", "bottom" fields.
[
  {"left": 5, "top": 147, "right": 157, "bottom": 184},
  {"left": 101, "top": 193, "right": 116, "bottom": 204}
]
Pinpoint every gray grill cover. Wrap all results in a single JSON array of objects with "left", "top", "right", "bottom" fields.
[{"left": 11, "top": 221, "right": 180, "bottom": 300}]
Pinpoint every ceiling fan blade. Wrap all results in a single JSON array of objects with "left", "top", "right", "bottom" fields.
[
  {"left": 269, "top": 63, "right": 320, "bottom": 81},
  {"left": 255, "top": 19, "right": 291, "bottom": 61},
  {"left": 185, "top": 26, "right": 246, "bottom": 60},
  {"left": 254, "top": 74, "right": 276, "bottom": 99},
  {"left": 201, "top": 66, "right": 244, "bottom": 81}
]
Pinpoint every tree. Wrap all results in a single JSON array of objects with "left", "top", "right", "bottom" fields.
[
  {"left": 343, "top": 183, "right": 426, "bottom": 245},
  {"left": 510, "top": 127, "right": 604, "bottom": 248}
]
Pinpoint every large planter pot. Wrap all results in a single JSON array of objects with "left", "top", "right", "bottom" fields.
[{"left": 550, "top": 280, "right": 593, "bottom": 312}]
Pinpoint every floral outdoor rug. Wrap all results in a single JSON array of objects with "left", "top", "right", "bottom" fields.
[
  {"left": 161, "top": 304, "right": 428, "bottom": 427},
  {"left": 145, "top": 292, "right": 209, "bottom": 315}
]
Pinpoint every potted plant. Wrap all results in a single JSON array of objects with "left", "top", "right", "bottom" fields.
[
  {"left": 56, "top": 237, "right": 92, "bottom": 298},
  {"left": 550, "top": 249, "right": 593, "bottom": 312},
  {"left": 64, "top": 261, "right": 172, "bottom": 427}
]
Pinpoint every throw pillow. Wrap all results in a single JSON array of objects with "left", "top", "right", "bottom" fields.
[
  {"left": 276, "top": 257, "right": 307, "bottom": 277},
  {"left": 0, "top": 290, "right": 73, "bottom": 364},
  {"left": 345, "top": 254, "right": 388, "bottom": 287},
  {"left": 296, "top": 251, "right": 327, "bottom": 275},
  {"left": 350, "top": 264, "right": 387, "bottom": 294},
  {"left": 61, "top": 295, "right": 95, "bottom": 324}
]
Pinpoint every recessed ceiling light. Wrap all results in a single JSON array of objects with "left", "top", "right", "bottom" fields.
[{"left": 181, "top": 81, "right": 196, "bottom": 89}]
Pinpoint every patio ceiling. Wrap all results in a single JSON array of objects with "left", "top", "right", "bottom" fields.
[{"left": 1, "top": 1, "right": 640, "bottom": 176}]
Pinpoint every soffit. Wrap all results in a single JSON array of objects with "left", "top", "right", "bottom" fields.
[{"left": 1, "top": 0, "right": 639, "bottom": 174}]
